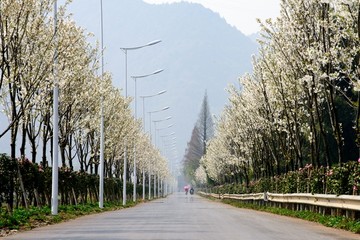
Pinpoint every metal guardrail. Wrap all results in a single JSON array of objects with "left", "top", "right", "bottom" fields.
[
  {"left": 267, "top": 193, "right": 360, "bottom": 211},
  {"left": 199, "top": 191, "right": 360, "bottom": 211},
  {"left": 221, "top": 193, "right": 265, "bottom": 201},
  {"left": 198, "top": 191, "right": 263, "bottom": 200}
]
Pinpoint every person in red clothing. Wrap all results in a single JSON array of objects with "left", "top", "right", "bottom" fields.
[{"left": 184, "top": 185, "right": 190, "bottom": 195}]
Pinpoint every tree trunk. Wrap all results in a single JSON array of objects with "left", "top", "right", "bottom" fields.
[
  {"left": 322, "top": 3, "right": 344, "bottom": 165},
  {"left": 9, "top": 81, "right": 18, "bottom": 212},
  {"left": 60, "top": 143, "right": 66, "bottom": 168},
  {"left": 68, "top": 135, "right": 73, "bottom": 170},
  {"left": 20, "top": 121, "right": 26, "bottom": 157},
  {"left": 41, "top": 113, "right": 50, "bottom": 168},
  {"left": 355, "top": 7, "right": 360, "bottom": 158}
]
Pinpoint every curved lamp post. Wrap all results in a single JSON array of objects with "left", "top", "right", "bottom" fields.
[
  {"left": 154, "top": 122, "right": 173, "bottom": 148},
  {"left": 131, "top": 69, "right": 163, "bottom": 202},
  {"left": 147, "top": 106, "right": 170, "bottom": 199},
  {"left": 98, "top": 0, "right": 106, "bottom": 210},
  {"left": 139, "top": 90, "right": 166, "bottom": 200},
  {"left": 160, "top": 132, "right": 175, "bottom": 154},
  {"left": 159, "top": 134, "right": 175, "bottom": 196},
  {"left": 153, "top": 123, "right": 173, "bottom": 198},
  {"left": 140, "top": 90, "right": 166, "bottom": 132},
  {"left": 120, "top": 40, "right": 161, "bottom": 206},
  {"left": 148, "top": 107, "right": 170, "bottom": 142},
  {"left": 120, "top": 39, "right": 161, "bottom": 98}
]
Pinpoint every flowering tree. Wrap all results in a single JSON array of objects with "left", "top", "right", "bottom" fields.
[
  {"left": 200, "top": 0, "right": 360, "bottom": 189},
  {"left": 0, "top": 0, "right": 65, "bottom": 211},
  {"left": 0, "top": 0, "right": 172, "bottom": 210}
]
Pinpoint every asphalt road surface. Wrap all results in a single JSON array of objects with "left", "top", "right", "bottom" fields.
[{"left": 3, "top": 192, "right": 360, "bottom": 240}]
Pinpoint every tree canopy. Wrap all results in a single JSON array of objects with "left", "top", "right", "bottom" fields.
[
  {"left": 0, "top": 0, "right": 171, "bottom": 210},
  {"left": 200, "top": 0, "right": 360, "bottom": 186},
  {"left": 183, "top": 91, "right": 214, "bottom": 185}
]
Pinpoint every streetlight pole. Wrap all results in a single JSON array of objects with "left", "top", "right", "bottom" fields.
[
  {"left": 147, "top": 107, "right": 170, "bottom": 199},
  {"left": 140, "top": 90, "right": 166, "bottom": 132},
  {"left": 132, "top": 70, "right": 164, "bottom": 122},
  {"left": 131, "top": 69, "right": 163, "bottom": 202},
  {"left": 51, "top": 0, "right": 59, "bottom": 215},
  {"left": 148, "top": 107, "right": 170, "bottom": 143},
  {"left": 154, "top": 122, "right": 173, "bottom": 149},
  {"left": 99, "top": 0, "right": 105, "bottom": 209},
  {"left": 152, "top": 122, "right": 173, "bottom": 198},
  {"left": 120, "top": 39, "right": 161, "bottom": 206},
  {"left": 160, "top": 132, "right": 175, "bottom": 196},
  {"left": 140, "top": 90, "right": 166, "bottom": 200},
  {"left": 162, "top": 136, "right": 176, "bottom": 195},
  {"left": 160, "top": 134, "right": 175, "bottom": 156}
]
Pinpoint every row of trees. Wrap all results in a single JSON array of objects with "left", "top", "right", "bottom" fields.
[
  {"left": 0, "top": 154, "right": 150, "bottom": 208},
  {"left": 196, "top": 0, "right": 359, "bottom": 187},
  {"left": 0, "top": 0, "right": 171, "bottom": 210}
]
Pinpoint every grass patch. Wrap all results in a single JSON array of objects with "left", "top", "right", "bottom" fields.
[
  {"left": 0, "top": 200, "right": 141, "bottom": 233},
  {"left": 204, "top": 195, "right": 360, "bottom": 234}
]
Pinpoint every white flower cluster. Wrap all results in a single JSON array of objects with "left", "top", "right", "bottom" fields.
[
  {"left": 199, "top": 0, "right": 359, "bottom": 185},
  {"left": 0, "top": 0, "right": 170, "bottom": 181}
]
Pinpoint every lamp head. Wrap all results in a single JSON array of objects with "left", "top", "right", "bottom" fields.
[
  {"left": 147, "top": 39, "right": 162, "bottom": 46},
  {"left": 158, "top": 90, "right": 166, "bottom": 95},
  {"left": 153, "top": 69, "right": 164, "bottom": 75}
]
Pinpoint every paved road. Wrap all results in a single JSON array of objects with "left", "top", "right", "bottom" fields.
[{"left": 3, "top": 193, "right": 360, "bottom": 240}]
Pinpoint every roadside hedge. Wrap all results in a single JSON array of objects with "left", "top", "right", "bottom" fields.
[
  {"left": 209, "top": 161, "right": 360, "bottom": 195},
  {"left": 0, "top": 154, "right": 144, "bottom": 210}
]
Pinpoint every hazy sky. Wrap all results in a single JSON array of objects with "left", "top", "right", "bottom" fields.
[{"left": 143, "top": 0, "right": 281, "bottom": 35}]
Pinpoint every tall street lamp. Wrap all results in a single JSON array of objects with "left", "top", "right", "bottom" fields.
[
  {"left": 120, "top": 39, "right": 161, "bottom": 206},
  {"left": 163, "top": 138, "right": 177, "bottom": 193},
  {"left": 131, "top": 69, "right": 163, "bottom": 202},
  {"left": 147, "top": 106, "right": 169, "bottom": 199},
  {"left": 140, "top": 90, "right": 166, "bottom": 132},
  {"left": 139, "top": 90, "right": 166, "bottom": 200},
  {"left": 154, "top": 122, "right": 173, "bottom": 148},
  {"left": 120, "top": 39, "right": 161, "bottom": 98},
  {"left": 148, "top": 107, "right": 170, "bottom": 143},
  {"left": 153, "top": 122, "right": 173, "bottom": 198},
  {"left": 160, "top": 132, "right": 175, "bottom": 150},
  {"left": 99, "top": 0, "right": 105, "bottom": 210},
  {"left": 51, "top": 0, "right": 59, "bottom": 215},
  {"left": 132, "top": 69, "right": 164, "bottom": 121}
]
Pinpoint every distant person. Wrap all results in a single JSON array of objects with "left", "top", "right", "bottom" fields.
[
  {"left": 189, "top": 187, "right": 194, "bottom": 195},
  {"left": 184, "top": 185, "right": 190, "bottom": 195}
]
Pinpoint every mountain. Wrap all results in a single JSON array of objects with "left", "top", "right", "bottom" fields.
[
  {"left": 248, "top": 32, "right": 261, "bottom": 45},
  {"left": 0, "top": 0, "right": 258, "bottom": 165}
]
